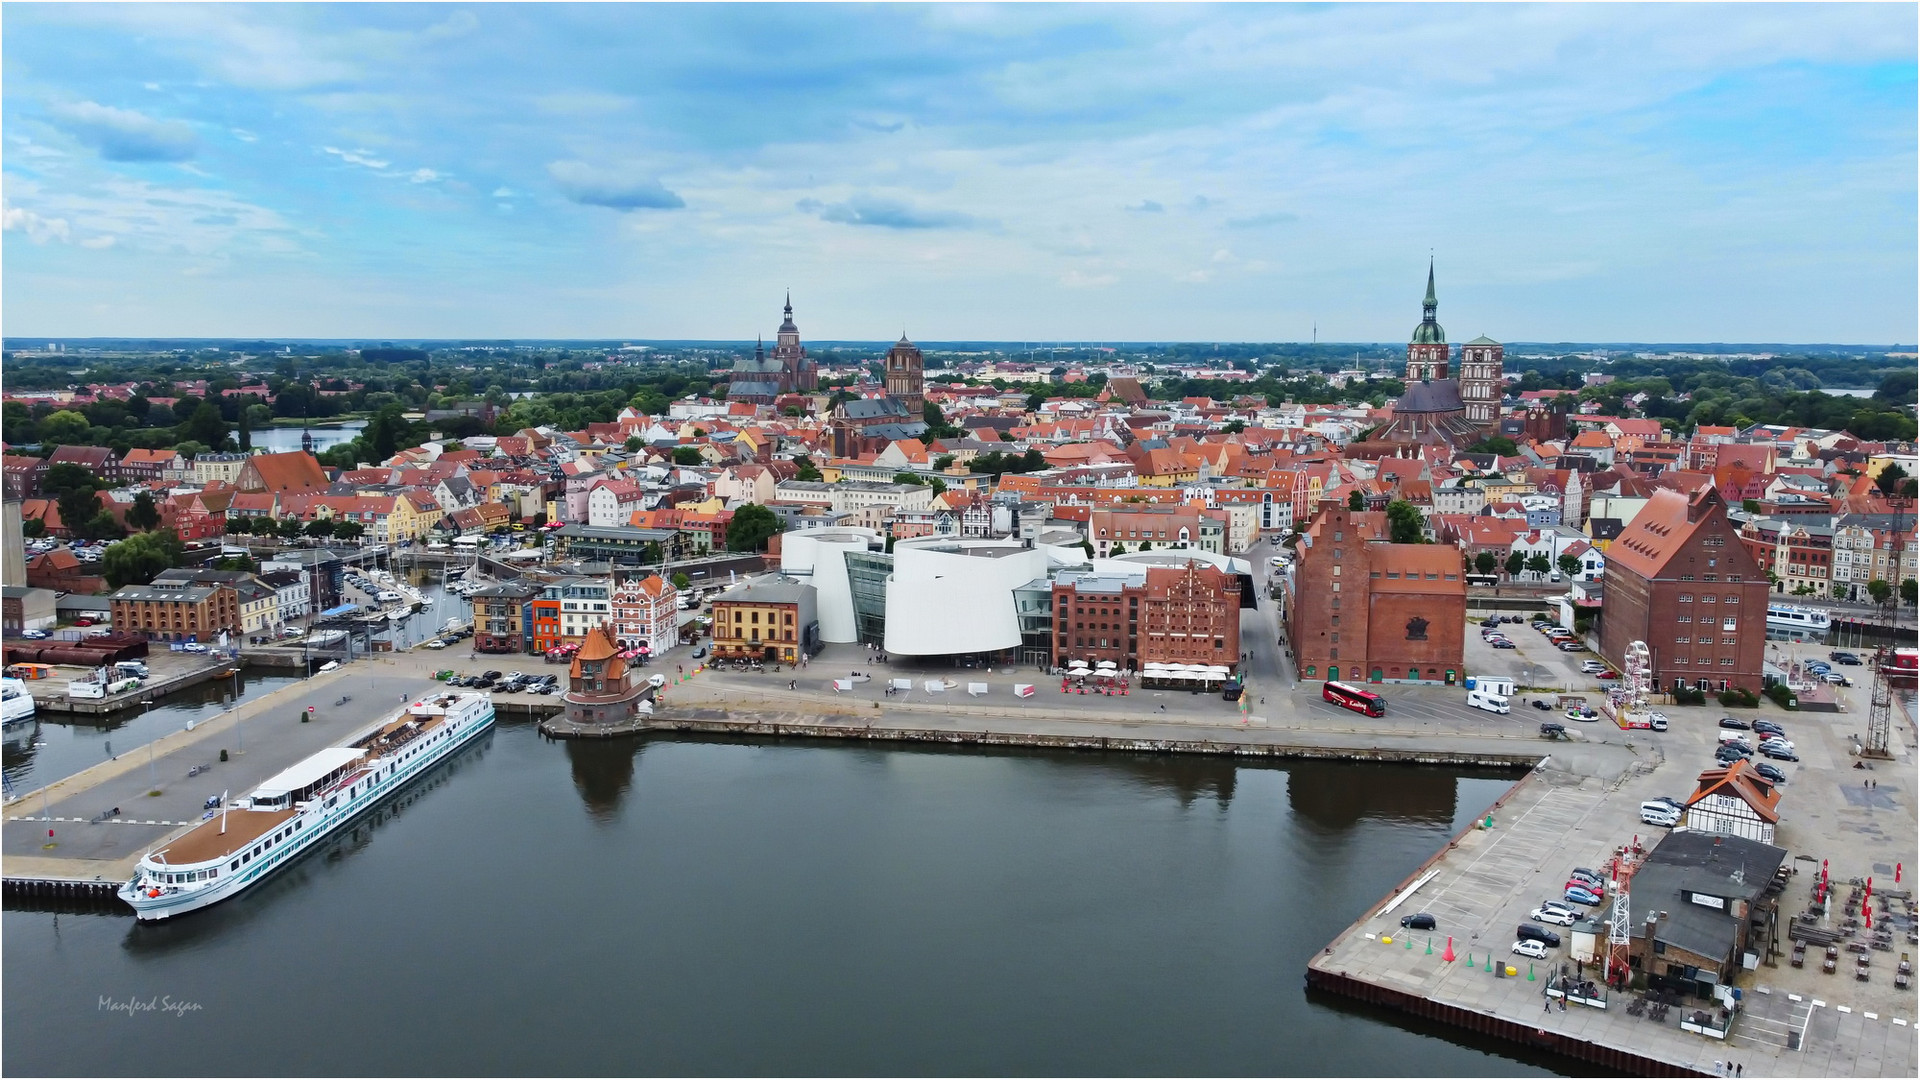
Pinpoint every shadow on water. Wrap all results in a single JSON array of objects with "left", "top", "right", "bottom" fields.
[
  {"left": 560, "top": 735, "right": 647, "bottom": 822},
  {"left": 1288, "top": 760, "right": 1519, "bottom": 831},
  {"left": 112, "top": 727, "right": 495, "bottom": 955}
]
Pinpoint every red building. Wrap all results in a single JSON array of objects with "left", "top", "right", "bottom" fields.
[
  {"left": 1139, "top": 563, "right": 1241, "bottom": 671},
  {"left": 1282, "top": 499, "right": 1468, "bottom": 685},
  {"left": 1599, "top": 486, "right": 1767, "bottom": 693}
]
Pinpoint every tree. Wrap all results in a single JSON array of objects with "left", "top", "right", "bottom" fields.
[
  {"left": 1874, "top": 462, "right": 1910, "bottom": 497},
  {"left": 238, "top": 406, "right": 252, "bottom": 451},
  {"left": 333, "top": 521, "right": 366, "bottom": 541},
  {"left": 1466, "top": 435, "right": 1518, "bottom": 457},
  {"left": 1109, "top": 542, "right": 1127, "bottom": 555},
  {"left": 671, "top": 572, "right": 691, "bottom": 591},
  {"left": 213, "top": 555, "right": 255, "bottom": 573},
  {"left": 172, "top": 440, "right": 210, "bottom": 461},
  {"left": 102, "top": 530, "right": 185, "bottom": 589},
  {"left": 1505, "top": 551, "right": 1526, "bottom": 578},
  {"left": 364, "top": 404, "right": 409, "bottom": 461},
  {"left": 58, "top": 487, "right": 102, "bottom": 536},
  {"left": 38, "top": 410, "right": 92, "bottom": 445},
  {"left": 933, "top": 455, "right": 955, "bottom": 472},
  {"left": 83, "top": 510, "right": 127, "bottom": 542},
  {"left": 792, "top": 454, "right": 822, "bottom": 482},
  {"left": 672, "top": 447, "right": 704, "bottom": 466},
  {"left": 225, "top": 515, "right": 254, "bottom": 535},
  {"left": 1557, "top": 552, "right": 1582, "bottom": 579},
  {"left": 1385, "top": 499, "right": 1426, "bottom": 544},
  {"left": 625, "top": 436, "right": 644, "bottom": 452},
  {"left": 1347, "top": 489, "right": 1365, "bottom": 511},
  {"left": 893, "top": 472, "right": 926, "bottom": 486},
  {"left": 1222, "top": 419, "right": 1245, "bottom": 434},
  {"left": 1742, "top": 499, "right": 1760, "bottom": 514},
  {"left": 127, "top": 492, "right": 162, "bottom": 532},
  {"left": 1474, "top": 551, "right": 1497, "bottom": 576},
  {"left": 21, "top": 517, "right": 46, "bottom": 539},
  {"left": 1526, "top": 553, "right": 1552, "bottom": 577},
  {"left": 1019, "top": 447, "right": 1047, "bottom": 472},
  {"left": 278, "top": 516, "right": 308, "bottom": 539},
  {"left": 642, "top": 541, "right": 663, "bottom": 564},
  {"left": 1867, "top": 578, "right": 1892, "bottom": 605},
  {"left": 182, "top": 401, "right": 231, "bottom": 450},
  {"left": 1903, "top": 579, "right": 1917, "bottom": 606},
  {"left": 305, "top": 519, "right": 337, "bottom": 538},
  {"left": 726, "top": 503, "right": 783, "bottom": 552}
]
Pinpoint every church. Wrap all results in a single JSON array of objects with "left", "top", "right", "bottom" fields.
[
  {"left": 829, "top": 334, "right": 929, "bottom": 457},
  {"left": 1366, "top": 264, "right": 1504, "bottom": 451},
  {"left": 726, "top": 294, "right": 819, "bottom": 405}
]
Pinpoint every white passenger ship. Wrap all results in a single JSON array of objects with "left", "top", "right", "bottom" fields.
[
  {"left": 1765, "top": 604, "right": 1831, "bottom": 634},
  {"left": 1, "top": 677, "right": 35, "bottom": 728},
  {"left": 118, "top": 691, "right": 494, "bottom": 921}
]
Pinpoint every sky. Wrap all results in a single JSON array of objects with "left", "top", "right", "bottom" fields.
[{"left": 2, "top": 3, "right": 1915, "bottom": 343}]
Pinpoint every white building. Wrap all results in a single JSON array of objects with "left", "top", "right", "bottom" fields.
[
  {"left": 585, "top": 478, "right": 645, "bottom": 528},
  {"left": 610, "top": 572, "right": 678, "bottom": 653}
]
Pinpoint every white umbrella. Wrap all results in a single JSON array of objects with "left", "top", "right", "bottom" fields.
[
  {"left": 1096, "top": 660, "right": 1118, "bottom": 670},
  {"left": 1143, "top": 662, "right": 1169, "bottom": 672}
]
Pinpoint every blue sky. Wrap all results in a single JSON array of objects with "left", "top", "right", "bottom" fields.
[{"left": 3, "top": 3, "right": 1914, "bottom": 342}]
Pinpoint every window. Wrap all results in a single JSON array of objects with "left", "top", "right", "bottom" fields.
[
  {"left": 1725, "top": 595, "right": 1738, "bottom": 604},
  {"left": 1678, "top": 594, "right": 1693, "bottom": 603},
  {"left": 1677, "top": 615, "right": 1691, "bottom": 623},
  {"left": 1701, "top": 595, "right": 1716, "bottom": 604},
  {"left": 1723, "top": 637, "right": 1737, "bottom": 646},
  {"left": 1676, "top": 635, "right": 1690, "bottom": 643},
  {"left": 1720, "top": 658, "right": 1735, "bottom": 666}
]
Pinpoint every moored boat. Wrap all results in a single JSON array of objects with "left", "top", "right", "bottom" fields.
[{"left": 117, "top": 691, "right": 494, "bottom": 920}]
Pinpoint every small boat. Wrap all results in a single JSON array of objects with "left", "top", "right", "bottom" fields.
[{"left": 1, "top": 677, "right": 36, "bottom": 729}]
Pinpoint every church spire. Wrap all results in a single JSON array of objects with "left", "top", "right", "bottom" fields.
[{"left": 1423, "top": 258, "right": 1437, "bottom": 316}]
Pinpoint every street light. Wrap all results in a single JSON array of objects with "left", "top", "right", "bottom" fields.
[{"left": 142, "top": 700, "right": 158, "bottom": 789}]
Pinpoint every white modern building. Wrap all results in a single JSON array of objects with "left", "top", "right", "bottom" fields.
[{"left": 779, "top": 527, "right": 887, "bottom": 645}]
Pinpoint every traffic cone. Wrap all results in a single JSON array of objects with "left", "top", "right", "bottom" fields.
[{"left": 1443, "top": 937, "right": 1455, "bottom": 962}]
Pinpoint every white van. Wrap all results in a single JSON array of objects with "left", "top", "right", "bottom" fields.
[
  {"left": 1640, "top": 801, "right": 1682, "bottom": 827},
  {"left": 1466, "top": 688, "right": 1511, "bottom": 714}
]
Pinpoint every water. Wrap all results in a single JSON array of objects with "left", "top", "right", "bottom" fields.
[
  {"left": 1, "top": 728, "right": 1569, "bottom": 1077},
  {"left": 2, "top": 669, "right": 307, "bottom": 796},
  {"left": 248, "top": 422, "right": 364, "bottom": 454}
]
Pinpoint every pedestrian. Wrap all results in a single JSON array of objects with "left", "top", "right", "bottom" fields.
[{"left": 1543, "top": 997, "right": 1550, "bottom": 1013}]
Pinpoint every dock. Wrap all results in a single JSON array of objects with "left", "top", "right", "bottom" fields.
[
  {"left": 2, "top": 670, "right": 449, "bottom": 904},
  {"left": 24, "top": 654, "right": 245, "bottom": 716}
]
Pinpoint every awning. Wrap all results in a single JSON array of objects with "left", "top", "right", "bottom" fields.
[{"left": 254, "top": 747, "right": 366, "bottom": 800}]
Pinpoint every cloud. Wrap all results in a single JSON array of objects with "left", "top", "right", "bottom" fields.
[
  {"left": 409, "top": 168, "right": 442, "bottom": 184},
  {"left": 48, "top": 101, "right": 198, "bottom": 161},
  {"left": 323, "top": 146, "right": 390, "bottom": 169},
  {"left": 1124, "top": 200, "right": 1164, "bottom": 213},
  {"left": 1226, "top": 210, "right": 1301, "bottom": 229},
  {"left": 547, "top": 160, "right": 685, "bottom": 210},
  {"left": 2, "top": 201, "right": 72, "bottom": 243},
  {"left": 798, "top": 194, "right": 977, "bottom": 229},
  {"left": 850, "top": 118, "right": 908, "bottom": 133},
  {"left": 231, "top": 128, "right": 258, "bottom": 142},
  {"left": 80, "top": 235, "right": 117, "bottom": 249},
  {"left": 1060, "top": 269, "right": 1118, "bottom": 288},
  {"left": 1189, "top": 195, "right": 1218, "bottom": 210},
  {"left": 491, "top": 187, "right": 516, "bottom": 198}
]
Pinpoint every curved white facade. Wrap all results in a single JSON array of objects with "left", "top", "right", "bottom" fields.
[
  {"left": 884, "top": 538, "right": 1051, "bottom": 656},
  {"left": 779, "top": 528, "right": 883, "bottom": 644}
]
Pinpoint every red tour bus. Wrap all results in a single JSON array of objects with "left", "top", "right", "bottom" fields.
[{"left": 1323, "top": 680, "right": 1385, "bottom": 717}]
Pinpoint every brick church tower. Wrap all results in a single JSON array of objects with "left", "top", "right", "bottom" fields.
[
  {"left": 883, "top": 334, "right": 925, "bottom": 416},
  {"left": 1404, "top": 261, "right": 1449, "bottom": 382},
  {"left": 1458, "top": 335, "right": 1504, "bottom": 429}
]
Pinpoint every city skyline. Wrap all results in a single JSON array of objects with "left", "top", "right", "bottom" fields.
[{"left": 3, "top": 3, "right": 1915, "bottom": 342}]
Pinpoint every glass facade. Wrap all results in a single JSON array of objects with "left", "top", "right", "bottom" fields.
[{"left": 843, "top": 551, "right": 893, "bottom": 646}]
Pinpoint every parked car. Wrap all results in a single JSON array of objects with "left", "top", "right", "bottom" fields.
[
  {"left": 1717, "top": 716, "right": 1750, "bottom": 729},
  {"left": 1512, "top": 939, "right": 1550, "bottom": 959},
  {"left": 1715, "top": 745, "right": 1752, "bottom": 763},
  {"left": 1492, "top": 641, "right": 1516, "bottom": 649},
  {"left": 1538, "top": 722, "right": 1567, "bottom": 738},
  {"left": 1758, "top": 743, "right": 1799, "bottom": 762},
  {"left": 20, "top": 629, "right": 50, "bottom": 639},
  {"left": 1753, "top": 762, "right": 1789, "bottom": 785},
  {"left": 1564, "top": 885, "right": 1603, "bottom": 906},
  {"left": 1399, "top": 912, "right": 1437, "bottom": 930},
  {"left": 1580, "top": 660, "right": 1608, "bottom": 673},
  {"left": 691, "top": 646, "right": 708, "bottom": 659},
  {"left": 1568, "top": 868, "right": 1605, "bottom": 888},
  {"left": 1517, "top": 924, "right": 1563, "bottom": 947},
  {"left": 1566, "top": 879, "right": 1604, "bottom": 897},
  {"left": 424, "top": 639, "right": 447, "bottom": 650},
  {"left": 1753, "top": 720, "right": 1786, "bottom": 738},
  {"left": 1833, "top": 653, "right": 1862, "bottom": 666},
  {"left": 1759, "top": 736, "right": 1796, "bottom": 754},
  {"left": 1821, "top": 672, "right": 1851, "bottom": 686},
  {"left": 1530, "top": 906, "right": 1577, "bottom": 927},
  {"left": 1556, "top": 642, "right": 1586, "bottom": 652},
  {"left": 1531, "top": 699, "right": 1553, "bottom": 710}
]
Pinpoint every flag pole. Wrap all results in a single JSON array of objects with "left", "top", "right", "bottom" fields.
[{"left": 220, "top": 790, "right": 229, "bottom": 835}]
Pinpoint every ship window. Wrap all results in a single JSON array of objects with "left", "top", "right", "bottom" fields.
[{"left": 230, "top": 860, "right": 239, "bottom": 872}]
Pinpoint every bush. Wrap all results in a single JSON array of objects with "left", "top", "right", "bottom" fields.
[
  {"left": 1672, "top": 686, "right": 1707, "bottom": 706},
  {"left": 1763, "top": 683, "right": 1799, "bottom": 710},
  {"left": 1717, "top": 688, "right": 1759, "bottom": 708}
]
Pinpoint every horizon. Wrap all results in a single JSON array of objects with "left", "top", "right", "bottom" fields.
[{"left": 3, "top": 4, "right": 1916, "bottom": 341}]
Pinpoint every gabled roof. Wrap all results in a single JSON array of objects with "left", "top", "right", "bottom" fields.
[
  {"left": 242, "top": 451, "right": 330, "bottom": 495},
  {"left": 1685, "top": 759, "right": 1781, "bottom": 824}
]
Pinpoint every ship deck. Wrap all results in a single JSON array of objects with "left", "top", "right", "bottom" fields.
[{"left": 150, "top": 806, "right": 299, "bottom": 867}]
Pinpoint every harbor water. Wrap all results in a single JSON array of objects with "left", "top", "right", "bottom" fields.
[{"left": 0, "top": 720, "right": 1568, "bottom": 1076}]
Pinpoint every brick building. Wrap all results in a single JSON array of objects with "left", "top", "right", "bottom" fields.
[
  {"left": 110, "top": 580, "right": 240, "bottom": 642},
  {"left": 471, "top": 580, "right": 539, "bottom": 654},
  {"left": 1599, "top": 486, "right": 1767, "bottom": 693},
  {"left": 561, "top": 624, "right": 650, "bottom": 729},
  {"left": 610, "top": 571, "right": 678, "bottom": 655},
  {"left": 1050, "top": 568, "right": 1144, "bottom": 670},
  {"left": 1087, "top": 505, "right": 1226, "bottom": 558},
  {"left": 1282, "top": 499, "right": 1468, "bottom": 685},
  {"left": 1139, "top": 563, "right": 1241, "bottom": 671}
]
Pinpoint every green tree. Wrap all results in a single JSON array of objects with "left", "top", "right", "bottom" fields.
[
  {"left": 278, "top": 516, "right": 308, "bottom": 539},
  {"left": 726, "top": 503, "right": 783, "bottom": 552},
  {"left": 41, "top": 462, "right": 100, "bottom": 498},
  {"left": 127, "top": 491, "right": 162, "bottom": 532},
  {"left": 671, "top": 572, "right": 692, "bottom": 591},
  {"left": 1347, "top": 489, "right": 1365, "bottom": 511},
  {"left": 333, "top": 521, "right": 366, "bottom": 541},
  {"left": 1505, "top": 551, "right": 1526, "bottom": 578},
  {"left": 792, "top": 454, "right": 822, "bottom": 482},
  {"left": 625, "top": 436, "right": 643, "bottom": 452},
  {"left": 102, "top": 530, "right": 185, "bottom": 588},
  {"left": 642, "top": 541, "right": 663, "bottom": 564},
  {"left": 1902, "top": 579, "right": 1917, "bottom": 606},
  {"left": 1742, "top": 499, "right": 1760, "bottom": 514},
  {"left": 238, "top": 406, "right": 252, "bottom": 451},
  {"left": 1019, "top": 447, "right": 1047, "bottom": 472},
  {"left": 672, "top": 446, "right": 704, "bottom": 466},
  {"left": 933, "top": 455, "right": 955, "bottom": 472},
  {"left": 893, "top": 472, "right": 926, "bottom": 486},
  {"left": 1867, "top": 578, "right": 1892, "bottom": 605},
  {"left": 83, "top": 510, "right": 127, "bottom": 542},
  {"left": 172, "top": 440, "right": 210, "bottom": 461},
  {"left": 20, "top": 517, "right": 46, "bottom": 539},
  {"left": 1526, "top": 553, "right": 1552, "bottom": 577},
  {"left": 1874, "top": 462, "right": 1910, "bottom": 497},
  {"left": 1385, "top": 499, "right": 1426, "bottom": 544},
  {"left": 1222, "top": 419, "right": 1245, "bottom": 434},
  {"left": 225, "top": 515, "right": 254, "bottom": 535},
  {"left": 1474, "top": 551, "right": 1497, "bottom": 576},
  {"left": 1466, "top": 435, "right": 1518, "bottom": 457},
  {"left": 213, "top": 555, "right": 256, "bottom": 573},
  {"left": 305, "top": 518, "right": 337, "bottom": 538},
  {"left": 57, "top": 486, "right": 102, "bottom": 536},
  {"left": 39, "top": 410, "right": 92, "bottom": 444},
  {"left": 1557, "top": 552, "right": 1582, "bottom": 579},
  {"left": 182, "top": 401, "right": 231, "bottom": 450},
  {"left": 363, "top": 404, "right": 409, "bottom": 461},
  {"left": 1109, "top": 542, "right": 1127, "bottom": 555}
]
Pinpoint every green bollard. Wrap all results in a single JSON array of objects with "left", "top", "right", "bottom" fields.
[
  {"left": 1426, "top": 937, "right": 1433, "bottom": 955},
  {"left": 1484, "top": 813, "right": 1494, "bottom": 828},
  {"left": 1405, "top": 935, "right": 1413, "bottom": 949},
  {"left": 1528, "top": 963, "right": 1536, "bottom": 981},
  {"left": 1466, "top": 954, "right": 1475, "bottom": 969}
]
